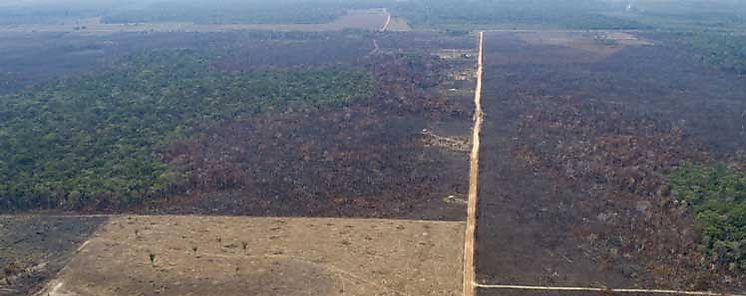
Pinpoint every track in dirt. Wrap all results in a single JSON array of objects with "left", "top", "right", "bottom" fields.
[
  {"left": 380, "top": 9, "right": 392, "bottom": 32},
  {"left": 463, "top": 31, "right": 484, "bottom": 296},
  {"left": 475, "top": 284, "right": 746, "bottom": 296}
]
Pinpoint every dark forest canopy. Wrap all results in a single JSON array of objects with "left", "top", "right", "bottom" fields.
[
  {"left": 668, "top": 163, "right": 746, "bottom": 271},
  {"left": 0, "top": 49, "right": 374, "bottom": 211}
]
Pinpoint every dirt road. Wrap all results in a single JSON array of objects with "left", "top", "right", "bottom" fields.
[
  {"left": 380, "top": 9, "right": 392, "bottom": 32},
  {"left": 463, "top": 31, "right": 484, "bottom": 296}
]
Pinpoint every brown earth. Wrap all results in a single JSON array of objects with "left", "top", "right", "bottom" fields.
[
  {"left": 0, "top": 9, "right": 389, "bottom": 34},
  {"left": 38, "top": 216, "right": 464, "bottom": 296}
]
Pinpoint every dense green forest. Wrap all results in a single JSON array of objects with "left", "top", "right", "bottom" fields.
[
  {"left": 613, "top": 1, "right": 746, "bottom": 75},
  {"left": 668, "top": 163, "right": 746, "bottom": 270},
  {"left": 686, "top": 32, "right": 746, "bottom": 75},
  {"left": 0, "top": 49, "right": 374, "bottom": 211}
]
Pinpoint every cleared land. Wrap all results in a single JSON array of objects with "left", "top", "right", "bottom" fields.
[
  {"left": 37, "top": 216, "right": 464, "bottom": 296},
  {"left": 0, "top": 30, "right": 478, "bottom": 295},
  {"left": 0, "top": 9, "right": 389, "bottom": 34}
]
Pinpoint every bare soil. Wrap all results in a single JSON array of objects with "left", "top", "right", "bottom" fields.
[
  {"left": 39, "top": 216, "right": 464, "bottom": 296},
  {"left": 0, "top": 9, "right": 389, "bottom": 34}
]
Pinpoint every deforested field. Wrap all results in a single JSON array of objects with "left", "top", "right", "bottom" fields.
[
  {"left": 3, "top": 1, "right": 746, "bottom": 295},
  {"left": 37, "top": 216, "right": 465, "bottom": 296},
  {"left": 0, "top": 29, "right": 477, "bottom": 295}
]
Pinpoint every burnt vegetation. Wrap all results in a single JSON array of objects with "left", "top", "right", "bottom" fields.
[
  {"left": 476, "top": 30, "right": 746, "bottom": 291},
  {"left": 0, "top": 31, "right": 472, "bottom": 219},
  {"left": 143, "top": 50, "right": 469, "bottom": 218},
  {"left": 1, "top": 0, "right": 746, "bottom": 293}
]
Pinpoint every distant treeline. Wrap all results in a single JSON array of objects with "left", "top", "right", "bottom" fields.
[
  {"left": 2, "top": 0, "right": 650, "bottom": 29},
  {"left": 610, "top": 1, "right": 746, "bottom": 75},
  {"left": 390, "top": 0, "right": 652, "bottom": 30}
]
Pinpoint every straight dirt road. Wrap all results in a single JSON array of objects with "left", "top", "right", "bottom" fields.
[{"left": 463, "top": 31, "right": 484, "bottom": 296}]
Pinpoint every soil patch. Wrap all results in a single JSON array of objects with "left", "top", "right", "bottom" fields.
[
  {"left": 39, "top": 216, "right": 464, "bottom": 296},
  {"left": 0, "top": 9, "right": 389, "bottom": 34}
]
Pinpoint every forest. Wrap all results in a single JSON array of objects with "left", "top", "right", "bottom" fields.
[
  {"left": 668, "top": 163, "right": 746, "bottom": 271},
  {"left": 687, "top": 32, "right": 746, "bottom": 75},
  {"left": 390, "top": 0, "right": 650, "bottom": 30},
  {"left": 0, "top": 49, "right": 374, "bottom": 211}
]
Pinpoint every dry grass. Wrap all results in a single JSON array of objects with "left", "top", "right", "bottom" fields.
[
  {"left": 0, "top": 9, "right": 389, "bottom": 35},
  {"left": 38, "top": 216, "right": 465, "bottom": 296}
]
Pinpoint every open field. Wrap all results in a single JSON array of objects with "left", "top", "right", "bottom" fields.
[
  {"left": 35, "top": 216, "right": 464, "bottom": 296},
  {"left": 0, "top": 9, "right": 389, "bottom": 34},
  {"left": 384, "top": 17, "right": 412, "bottom": 32},
  {"left": 475, "top": 31, "right": 746, "bottom": 294}
]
